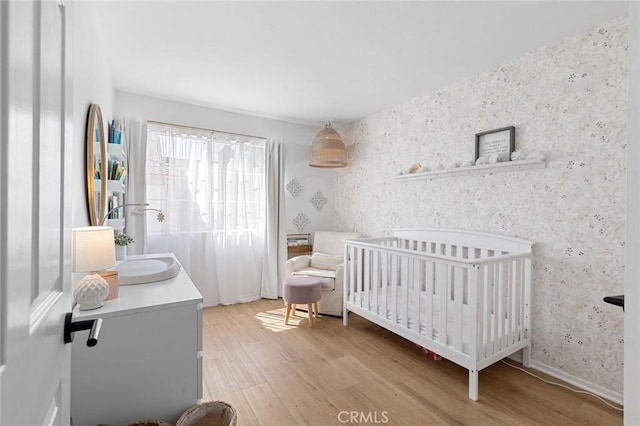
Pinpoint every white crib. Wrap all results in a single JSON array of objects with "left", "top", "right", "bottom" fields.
[{"left": 343, "top": 228, "right": 533, "bottom": 401}]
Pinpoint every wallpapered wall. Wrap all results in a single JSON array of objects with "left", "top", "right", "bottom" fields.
[{"left": 335, "top": 16, "right": 627, "bottom": 395}]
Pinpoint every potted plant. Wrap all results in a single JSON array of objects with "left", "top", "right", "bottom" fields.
[{"left": 114, "top": 233, "right": 134, "bottom": 261}]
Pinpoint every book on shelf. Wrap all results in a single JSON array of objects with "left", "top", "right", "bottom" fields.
[
  {"left": 109, "top": 119, "right": 122, "bottom": 145},
  {"left": 108, "top": 194, "right": 120, "bottom": 219},
  {"left": 287, "top": 233, "right": 310, "bottom": 247},
  {"left": 107, "top": 158, "right": 126, "bottom": 181}
]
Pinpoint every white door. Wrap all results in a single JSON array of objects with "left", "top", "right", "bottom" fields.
[{"left": 0, "top": 1, "right": 73, "bottom": 425}]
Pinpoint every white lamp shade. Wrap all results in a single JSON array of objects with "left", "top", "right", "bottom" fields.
[{"left": 72, "top": 226, "right": 116, "bottom": 272}]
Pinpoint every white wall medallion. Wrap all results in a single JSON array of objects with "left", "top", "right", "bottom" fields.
[
  {"left": 292, "top": 212, "right": 310, "bottom": 231},
  {"left": 286, "top": 178, "right": 303, "bottom": 198},
  {"left": 309, "top": 190, "right": 327, "bottom": 211}
]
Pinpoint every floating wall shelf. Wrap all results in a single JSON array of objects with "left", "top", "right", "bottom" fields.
[{"left": 393, "top": 159, "right": 546, "bottom": 182}]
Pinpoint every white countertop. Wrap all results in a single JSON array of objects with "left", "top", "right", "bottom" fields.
[{"left": 74, "top": 252, "right": 203, "bottom": 320}]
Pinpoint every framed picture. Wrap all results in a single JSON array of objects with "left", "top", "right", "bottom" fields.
[{"left": 475, "top": 126, "right": 515, "bottom": 162}]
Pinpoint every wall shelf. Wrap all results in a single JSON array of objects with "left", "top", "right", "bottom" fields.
[{"left": 393, "top": 159, "right": 546, "bottom": 182}]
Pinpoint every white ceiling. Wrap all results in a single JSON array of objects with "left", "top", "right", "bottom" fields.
[{"left": 94, "top": 1, "right": 628, "bottom": 127}]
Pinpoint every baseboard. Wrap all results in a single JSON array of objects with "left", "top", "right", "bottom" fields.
[{"left": 529, "top": 360, "right": 623, "bottom": 406}]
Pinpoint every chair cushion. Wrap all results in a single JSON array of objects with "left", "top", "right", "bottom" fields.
[
  {"left": 310, "top": 252, "right": 343, "bottom": 270},
  {"left": 291, "top": 267, "right": 335, "bottom": 290}
]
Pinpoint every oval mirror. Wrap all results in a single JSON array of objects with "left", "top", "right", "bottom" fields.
[{"left": 86, "top": 104, "right": 107, "bottom": 226}]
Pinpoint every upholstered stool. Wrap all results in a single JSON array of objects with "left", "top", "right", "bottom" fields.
[{"left": 283, "top": 276, "right": 322, "bottom": 327}]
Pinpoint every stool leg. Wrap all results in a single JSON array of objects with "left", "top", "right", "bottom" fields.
[
  {"left": 284, "top": 302, "right": 291, "bottom": 325},
  {"left": 313, "top": 302, "right": 319, "bottom": 318},
  {"left": 307, "top": 304, "right": 314, "bottom": 327},
  {"left": 291, "top": 304, "right": 296, "bottom": 316}
]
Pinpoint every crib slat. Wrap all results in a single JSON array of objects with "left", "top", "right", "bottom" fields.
[
  {"left": 381, "top": 251, "right": 388, "bottom": 320},
  {"left": 498, "top": 262, "right": 508, "bottom": 350},
  {"left": 476, "top": 266, "right": 485, "bottom": 359},
  {"left": 372, "top": 250, "right": 379, "bottom": 316},
  {"left": 453, "top": 265, "right": 464, "bottom": 352},
  {"left": 491, "top": 262, "right": 499, "bottom": 357},
  {"left": 516, "top": 259, "right": 523, "bottom": 342},
  {"left": 348, "top": 245, "right": 355, "bottom": 304},
  {"left": 425, "top": 260, "right": 434, "bottom": 339},
  {"left": 401, "top": 256, "right": 409, "bottom": 328},
  {"left": 445, "top": 244, "right": 453, "bottom": 300},
  {"left": 481, "top": 250, "right": 490, "bottom": 358},
  {"left": 364, "top": 248, "right": 371, "bottom": 311},
  {"left": 508, "top": 260, "right": 516, "bottom": 346},
  {"left": 490, "top": 263, "right": 497, "bottom": 354},
  {"left": 357, "top": 248, "right": 364, "bottom": 309},
  {"left": 391, "top": 251, "right": 398, "bottom": 323},
  {"left": 412, "top": 258, "right": 421, "bottom": 333},
  {"left": 438, "top": 262, "right": 448, "bottom": 345}
]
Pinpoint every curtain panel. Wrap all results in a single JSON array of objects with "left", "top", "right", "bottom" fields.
[
  {"left": 123, "top": 118, "right": 148, "bottom": 255},
  {"left": 144, "top": 122, "right": 277, "bottom": 306}
]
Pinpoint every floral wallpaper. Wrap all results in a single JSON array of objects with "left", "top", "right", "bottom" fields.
[{"left": 335, "top": 17, "right": 627, "bottom": 395}]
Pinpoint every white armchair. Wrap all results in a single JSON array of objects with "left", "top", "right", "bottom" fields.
[{"left": 285, "top": 231, "right": 359, "bottom": 316}]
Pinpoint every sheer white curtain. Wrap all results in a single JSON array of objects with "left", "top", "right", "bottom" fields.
[
  {"left": 123, "top": 118, "right": 147, "bottom": 255},
  {"left": 145, "top": 123, "right": 271, "bottom": 306}
]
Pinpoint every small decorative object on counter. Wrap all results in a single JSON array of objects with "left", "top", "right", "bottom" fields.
[
  {"left": 114, "top": 233, "right": 135, "bottom": 261},
  {"left": 99, "top": 270, "right": 119, "bottom": 301}
]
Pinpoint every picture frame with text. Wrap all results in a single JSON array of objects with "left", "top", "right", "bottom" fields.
[{"left": 475, "top": 126, "right": 515, "bottom": 162}]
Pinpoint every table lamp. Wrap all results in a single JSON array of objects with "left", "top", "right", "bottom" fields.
[{"left": 72, "top": 226, "right": 116, "bottom": 310}]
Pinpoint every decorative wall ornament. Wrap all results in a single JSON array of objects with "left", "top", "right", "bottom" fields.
[
  {"left": 285, "top": 178, "right": 303, "bottom": 198},
  {"left": 309, "top": 190, "right": 328, "bottom": 211},
  {"left": 292, "top": 212, "right": 310, "bottom": 231}
]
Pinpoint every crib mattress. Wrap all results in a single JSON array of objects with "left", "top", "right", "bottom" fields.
[{"left": 351, "top": 287, "right": 521, "bottom": 354}]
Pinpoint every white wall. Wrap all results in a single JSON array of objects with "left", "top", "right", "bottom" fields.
[
  {"left": 115, "top": 91, "right": 336, "bottom": 236},
  {"left": 335, "top": 16, "right": 627, "bottom": 401},
  {"left": 71, "top": 1, "right": 114, "bottom": 228},
  {"left": 625, "top": 3, "right": 639, "bottom": 423},
  {"left": 115, "top": 91, "right": 314, "bottom": 144},
  {"left": 284, "top": 144, "right": 335, "bottom": 239}
]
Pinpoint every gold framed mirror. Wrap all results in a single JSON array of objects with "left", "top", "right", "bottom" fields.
[{"left": 86, "top": 104, "right": 107, "bottom": 226}]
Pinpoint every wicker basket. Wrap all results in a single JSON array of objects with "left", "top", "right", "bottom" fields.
[
  {"left": 126, "top": 420, "right": 172, "bottom": 426},
  {"left": 176, "top": 401, "right": 237, "bottom": 426}
]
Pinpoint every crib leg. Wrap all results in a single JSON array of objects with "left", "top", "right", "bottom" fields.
[
  {"left": 522, "top": 345, "right": 531, "bottom": 368},
  {"left": 469, "top": 370, "right": 479, "bottom": 401},
  {"left": 343, "top": 308, "right": 349, "bottom": 326}
]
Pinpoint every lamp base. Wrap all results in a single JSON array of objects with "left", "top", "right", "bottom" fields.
[{"left": 74, "top": 272, "right": 109, "bottom": 311}]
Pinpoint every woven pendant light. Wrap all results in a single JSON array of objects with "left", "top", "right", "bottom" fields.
[{"left": 309, "top": 122, "right": 347, "bottom": 168}]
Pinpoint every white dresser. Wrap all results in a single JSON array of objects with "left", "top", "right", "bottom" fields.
[{"left": 71, "top": 253, "right": 203, "bottom": 426}]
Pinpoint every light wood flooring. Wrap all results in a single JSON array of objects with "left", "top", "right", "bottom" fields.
[{"left": 201, "top": 298, "right": 623, "bottom": 425}]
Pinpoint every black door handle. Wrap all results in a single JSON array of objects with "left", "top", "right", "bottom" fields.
[{"left": 63, "top": 312, "right": 103, "bottom": 347}]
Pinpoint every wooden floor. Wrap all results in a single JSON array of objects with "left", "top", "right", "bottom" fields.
[{"left": 201, "top": 298, "right": 622, "bottom": 426}]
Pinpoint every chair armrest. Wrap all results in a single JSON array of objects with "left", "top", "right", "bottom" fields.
[
  {"left": 335, "top": 263, "right": 345, "bottom": 293},
  {"left": 285, "top": 255, "right": 311, "bottom": 276}
]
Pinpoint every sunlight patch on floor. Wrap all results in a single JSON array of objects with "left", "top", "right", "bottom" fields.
[{"left": 254, "top": 309, "right": 302, "bottom": 332}]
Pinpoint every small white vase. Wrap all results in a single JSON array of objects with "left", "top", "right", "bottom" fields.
[
  {"left": 115, "top": 244, "right": 127, "bottom": 261},
  {"left": 74, "top": 273, "right": 109, "bottom": 310}
]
